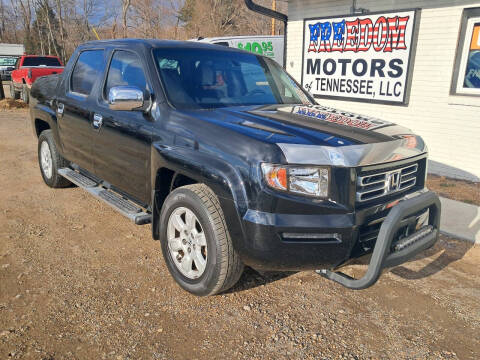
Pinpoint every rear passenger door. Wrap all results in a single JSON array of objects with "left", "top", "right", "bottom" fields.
[
  {"left": 57, "top": 49, "right": 105, "bottom": 172},
  {"left": 91, "top": 49, "right": 152, "bottom": 204}
]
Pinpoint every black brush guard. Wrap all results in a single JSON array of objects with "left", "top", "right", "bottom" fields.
[{"left": 317, "top": 191, "right": 441, "bottom": 290}]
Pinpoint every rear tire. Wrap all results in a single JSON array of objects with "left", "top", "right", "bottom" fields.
[
  {"left": 10, "top": 83, "right": 19, "bottom": 100},
  {"left": 21, "top": 84, "right": 29, "bottom": 104},
  {"left": 38, "top": 130, "right": 72, "bottom": 188},
  {"left": 160, "top": 184, "right": 244, "bottom": 296}
]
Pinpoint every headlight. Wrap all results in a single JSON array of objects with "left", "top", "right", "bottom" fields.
[{"left": 261, "top": 164, "right": 329, "bottom": 197}]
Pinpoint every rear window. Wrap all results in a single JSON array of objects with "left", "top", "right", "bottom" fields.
[
  {"left": 70, "top": 50, "right": 105, "bottom": 96},
  {"left": 22, "top": 57, "right": 61, "bottom": 67}
]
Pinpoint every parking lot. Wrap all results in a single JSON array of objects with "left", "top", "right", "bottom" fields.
[{"left": 0, "top": 109, "right": 479, "bottom": 360}]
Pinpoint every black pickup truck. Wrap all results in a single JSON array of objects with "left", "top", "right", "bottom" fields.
[{"left": 29, "top": 39, "right": 441, "bottom": 296}]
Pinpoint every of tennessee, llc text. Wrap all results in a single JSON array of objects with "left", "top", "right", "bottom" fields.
[{"left": 305, "top": 77, "right": 403, "bottom": 98}]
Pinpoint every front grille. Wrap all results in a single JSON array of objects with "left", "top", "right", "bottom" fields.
[{"left": 356, "top": 163, "right": 418, "bottom": 202}]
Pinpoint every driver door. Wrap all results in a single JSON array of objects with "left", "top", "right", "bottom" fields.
[{"left": 91, "top": 49, "right": 152, "bottom": 204}]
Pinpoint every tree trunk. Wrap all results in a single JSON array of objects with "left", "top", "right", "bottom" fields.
[
  {"left": 122, "top": 0, "right": 131, "bottom": 38},
  {"left": 0, "top": 0, "right": 5, "bottom": 40},
  {"left": 44, "top": 1, "right": 60, "bottom": 57},
  {"left": 174, "top": 17, "right": 179, "bottom": 39},
  {"left": 0, "top": 78, "right": 5, "bottom": 100},
  {"left": 112, "top": 20, "right": 117, "bottom": 39},
  {"left": 55, "top": 0, "right": 66, "bottom": 63},
  {"left": 36, "top": 20, "right": 44, "bottom": 54}
]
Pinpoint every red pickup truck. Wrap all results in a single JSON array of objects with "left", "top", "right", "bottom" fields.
[{"left": 11, "top": 55, "right": 64, "bottom": 103}]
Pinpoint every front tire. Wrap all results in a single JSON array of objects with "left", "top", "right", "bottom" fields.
[
  {"left": 160, "top": 184, "right": 244, "bottom": 296},
  {"left": 38, "top": 130, "right": 72, "bottom": 188}
]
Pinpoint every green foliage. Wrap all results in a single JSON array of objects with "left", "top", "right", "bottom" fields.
[{"left": 178, "top": 0, "right": 195, "bottom": 24}]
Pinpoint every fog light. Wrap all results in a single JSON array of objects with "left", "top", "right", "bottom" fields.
[
  {"left": 282, "top": 233, "right": 342, "bottom": 243},
  {"left": 415, "top": 210, "right": 429, "bottom": 230}
]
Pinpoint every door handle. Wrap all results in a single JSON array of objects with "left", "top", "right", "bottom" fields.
[
  {"left": 93, "top": 113, "right": 103, "bottom": 129},
  {"left": 57, "top": 102, "right": 64, "bottom": 115}
]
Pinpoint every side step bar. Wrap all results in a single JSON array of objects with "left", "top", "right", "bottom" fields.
[
  {"left": 58, "top": 168, "right": 152, "bottom": 225},
  {"left": 316, "top": 191, "right": 441, "bottom": 290}
]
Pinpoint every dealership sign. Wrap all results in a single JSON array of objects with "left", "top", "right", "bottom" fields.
[{"left": 302, "top": 10, "right": 417, "bottom": 104}]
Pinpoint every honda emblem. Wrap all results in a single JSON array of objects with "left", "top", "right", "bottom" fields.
[{"left": 387, "top": 170, "right": 401, "bottom": 192}]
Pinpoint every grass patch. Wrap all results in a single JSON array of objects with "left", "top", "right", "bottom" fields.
[
  {"left": 0, "top": 98, "right": 28, "bottom": 110},
  {"left": 427, "top": 174, "right": 480, "bottom": 206}
]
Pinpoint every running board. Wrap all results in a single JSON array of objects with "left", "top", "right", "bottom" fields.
[{"left": 58, "top": 168, "right": 152, "bottom": 225}]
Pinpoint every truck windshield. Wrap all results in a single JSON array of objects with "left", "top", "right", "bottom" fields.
[
  {"left": 0, "top": 57, "right": 17, "bottom": 66},
  {"left": 22, "top": 57, "right": 61, "bottom": 67},
  {"left": 153, "top": 48, "right": 313, "bottom": 109}
]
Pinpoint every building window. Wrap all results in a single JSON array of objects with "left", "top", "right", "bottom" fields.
[{"left": 452, "top": 8, "right": 480, "bottom": 96}]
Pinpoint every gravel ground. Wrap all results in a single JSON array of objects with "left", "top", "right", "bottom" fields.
[{"left": 1, "top": 110, "right": 479, "bottom": 360}]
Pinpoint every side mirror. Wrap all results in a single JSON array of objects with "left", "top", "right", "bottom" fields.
[{"left": 108, "top": 86, "right": 144, "bottom": 111}]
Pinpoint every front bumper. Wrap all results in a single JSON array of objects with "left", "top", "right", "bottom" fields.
[
  {"left": 238, "top": 190, "right": 440, "bottom": 279},
  {"left": 0, "top": 70, "right": 12, "bottom": 81},
  {"left": 240, "top": 208, "right": 356, "bottom": 271}
]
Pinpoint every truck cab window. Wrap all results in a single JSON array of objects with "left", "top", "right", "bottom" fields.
[
  {"left": 104, "top": 50, "right": 147, "bottom": 98},
  {"left": 154, "top": 48, "right": 312, "bottom": 109},
  {"left": 71, "top": 50, "right": 104, "bottom": 96}
]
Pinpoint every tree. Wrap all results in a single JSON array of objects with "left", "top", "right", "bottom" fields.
[
  {"left": 131, "top": 0, "right": 160, "bottom": 38},
  {"left": 29, "top": 0, "right": 62, "bottom": 56},
  {"left": 0, "top": 0, "right": 286, "bottom": 62},
  {"left": 13, "top": 0, "right": 34, "bottom": 53},
  {"left": 178, "top": 0, "right": 286, "bottom": 39},
  {"left": 178, "top": 0, "right": 241, "bottom": 38}
]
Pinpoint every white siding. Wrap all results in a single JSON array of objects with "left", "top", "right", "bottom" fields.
[{"left": 287, "top": 0, "right": 480, "bottom": 181}]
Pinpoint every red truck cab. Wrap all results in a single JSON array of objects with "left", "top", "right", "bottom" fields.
[{"left": 11, "top": 55, "right": 64, "bottom": 103}]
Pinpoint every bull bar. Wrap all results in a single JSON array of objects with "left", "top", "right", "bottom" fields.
[{"left": 316, "top": 191, "right": 441, "bottom": 290}]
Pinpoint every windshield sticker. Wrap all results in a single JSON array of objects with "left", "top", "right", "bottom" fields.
[{"left": 292, "top": 105, "right": 390, "bottom": 130}]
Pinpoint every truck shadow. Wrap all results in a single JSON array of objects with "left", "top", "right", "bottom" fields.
[
  {"left": 227, "top": 236, "right": 474, "bottom": 294},
  {"left": 225, "top": 267, "right": 296, "bottom": 294},
  {"left": 389, "top": 235, "right": 474, "bottom": 280}
]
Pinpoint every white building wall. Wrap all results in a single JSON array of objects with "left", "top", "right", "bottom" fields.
[
  {"left": 0, "top": 43, "right": 25, "bottom": 56},
  {"left": 287, "top": 0, "right": 480, "bottom": 181}
]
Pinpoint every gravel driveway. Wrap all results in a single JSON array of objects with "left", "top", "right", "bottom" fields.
[{"left": 1, "top": 110, "right": 479, "bottom": 360}]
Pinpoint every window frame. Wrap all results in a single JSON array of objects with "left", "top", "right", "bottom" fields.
[
  {"left": 451, "top": 8, "right": 480, "bottom": 97},
  {"left": 101, "top": 48, "right": 150, "bottom": 103},
  {"left": 69, "top": 49, "right": 105, "bottom": 98}
]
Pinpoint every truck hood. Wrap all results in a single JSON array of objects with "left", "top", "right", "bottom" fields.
[{"left": 180, "top": 104, "right": 427, "bottom": 166}]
